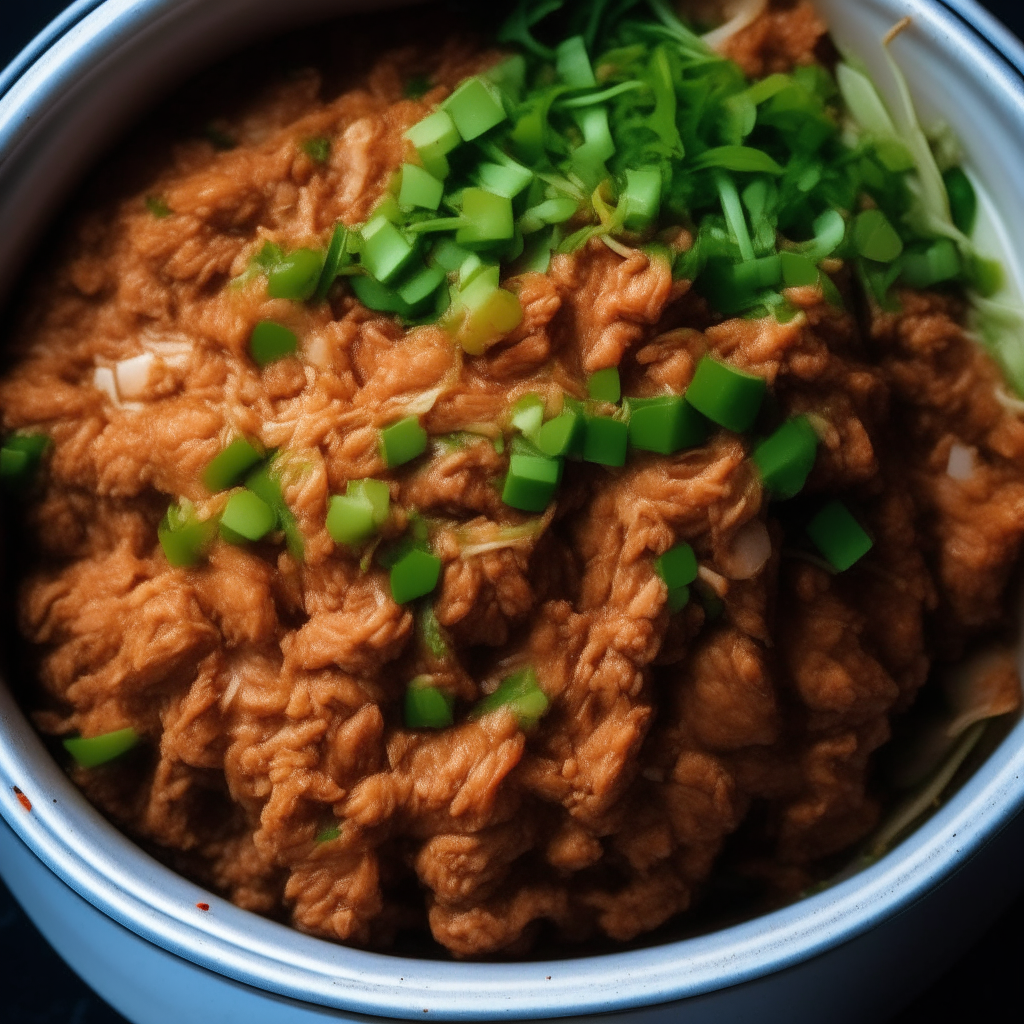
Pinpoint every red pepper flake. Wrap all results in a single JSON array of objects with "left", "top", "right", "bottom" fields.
[
  {"left": 196, "top": 902, "right": 210, "bottom": 912},
  {"left": 12, "top": 786, "right": 31, "bottom": 812}
]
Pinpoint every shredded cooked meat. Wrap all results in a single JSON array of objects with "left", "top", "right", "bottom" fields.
[{"left": 1, "top": 4, "right": 1022, "bottom": 959}]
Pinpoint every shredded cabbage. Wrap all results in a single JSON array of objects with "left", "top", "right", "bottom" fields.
[{"left": 838, "top": 27, "right": 1024, "bottom": 398}]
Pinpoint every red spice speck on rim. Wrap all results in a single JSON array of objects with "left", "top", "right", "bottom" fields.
[
  {"left": 12, "top": 786, "right": 31, "bottom": 812},
  {"left": 195, "top": 902, "right": 210, "bottom": 911}
]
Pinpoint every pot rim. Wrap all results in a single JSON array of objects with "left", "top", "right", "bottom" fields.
[{"left": 2, "top": 1, "right": 1024, "bottom": 1020}]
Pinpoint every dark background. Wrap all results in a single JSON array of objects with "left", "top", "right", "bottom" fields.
[{"left": 2, "top": 1, "right": 1023, "bottom": 1021}]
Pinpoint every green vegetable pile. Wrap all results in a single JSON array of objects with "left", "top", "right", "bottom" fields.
[
  {"left": 159, "top": 438, "right": 306, "bottom": 568},
  {"left": 236, "top": 0, "right": 1007, "bottom": 351}
]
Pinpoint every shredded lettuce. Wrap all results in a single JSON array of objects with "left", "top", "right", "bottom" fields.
[{"left": 455, "top": 517, "right": 546, "bottom": 558}]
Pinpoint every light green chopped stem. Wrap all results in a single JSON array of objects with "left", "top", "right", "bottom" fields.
[{"left": 63, "top": 727, "right": 140, "bottom": 768}]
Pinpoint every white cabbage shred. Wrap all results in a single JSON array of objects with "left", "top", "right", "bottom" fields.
[
  {"left": 700, "top": 0, "right": 768, "bottom": 52},
  {"left": 837, "top": 23, "right": 1024, "bottom": 398}
]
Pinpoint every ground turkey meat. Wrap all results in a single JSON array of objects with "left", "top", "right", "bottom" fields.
[{"left": 1, "top": 5, "right": 1023, "bottom": 959}]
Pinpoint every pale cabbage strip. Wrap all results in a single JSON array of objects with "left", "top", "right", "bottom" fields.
[
  {"left": 456, "top": 518, "right": 545, "bottom": 558},
  {"left": 867, "top": 722, "right": 986, "bottom": 859},
  {"left": 868, "top": 649, "right": 1021, "bottom": 859},
  {"left": 700, "top": 0, "right": 768, "bottom": 52},
  {"left": 837, "top": 28, "right": 1024, "bottom": 398}
]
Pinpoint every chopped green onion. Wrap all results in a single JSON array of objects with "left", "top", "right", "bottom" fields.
[
  {"left": 901, "top": 239, "right": 962, "bottom": 289},
  {"left": 752, "top": 416, "right": 818, "bottom": 499},
  {"left": 350, "top": 275, "right": 418, "bottom": 317},
  {"left": 620, "top": 168, "right": 662, "bottom": 231},
  {"left": 458, "top": 254, "right": 489, "bottom": 289},
  {"left": 252, "top": 241, "right": 284, "bottom": 272},
  {"left": 267, "top": 248, "right": 324, "bottom": 302},
  {"left": 556, "top": 81, "right": 648, "bottom": 110},
  {"left": 431, "top": 238, "right": 474, "bottom": 273},
  {"left": 405, "top": 109, "right": 461, "bottom": 152},
  {"left": 0, "top": 433, "right": 50, "bottom": 489},
  {"left": 582, "top": 415, "right": 628, "bottom": 467},
  {"left": 743, "top": 73, "right": 792, "bottom": 106},
  {"left": 158, "top": 500, "right": 217, "bottom": 567},
  {"left": 692, "top": 146, "right": 785, "bottom": 175},
  {"left": 63, "top": 728, "right": 139, "bottom": 768},
  {"left": 5, "top": 434, "right": 51, "bottom": 461},
  {"left": 246, "top": 465, "right": 304, "bottom": 562},
  {"left": 852, "top": 209, "right": 904, "bottom": 263},
  {"left": 655, "top": 543, "right": 699, "bottom": 591},
  {"left": 390, "top": 548, "right": 442, "bottom": 604},
  {"left": 555, "top": 35, "right": 597, "bottom": 88},
  {"left": 695, "top": 580, "right": 725, "bottom": 621},
  {"left": 716, "top": 171, "right": 755, "bottom": 263},
  {"left": 314, "top": 224, "right": 349, "bottom": 302},
  {"left": 686, "top": 357, "right": 766, "bottom": 434},
  {"left": 571, "top": 106, "right": 615, "bottom": 183},
  {"left": 587, "top": 368, "right": 621, "bottom": 404},
  {"left": 348, "top": 478, "right": 391, "bottom": 526},
  {"left": 967, "top": 255, "right": 1004, "bottom": 298},
  {"left": 419, "top": 602, "right": 449, "bottom": 659},
  {"left": 327, "top": 477, "right": 391, "bottom": 547},
  {"left": 381, "top": 416, "right": 428, "bottom": 468},
  {"left": 511, "top": 393, "right": 545, "bottom": 440},
  {"left": 418, "top": 149, "right": 451, "bottom": 182},
  {"left": 471, "top": 666, "right": 548, "bottom": 729},
  {"left": 518, "top": 196, "right": 578, "bottom": 234},
  {"left": 476, "top": 160, "right": 534, "bottom": 199},
  {"left": 943, "top": 167, "right": 977, "bottom": 236},
  {"left": 502, "top": 452, "right": 561, "bottom": 512},
  {"left": 485, "top": 54, "right": 526, "bottom": 101},
  {"left": 732, "top": 254, "right": 782, "bottom": 292},
  {"left": 145, "top": 196, "right": 171, "bottom": 218},
  {"left": 315, "top": 825, "right": 341, "bottom": 844},
  {"left": 397, "top": 263, "right": 447, "bottom": 307},
  {"left": 496, "top": 1, "right": 558, "bottom": 59},
  {"left": 625, "top": 396, "right": 708, "bottom": 455},
  {"left": 781, "top": 252, "right": 820, "bottom": 288},
  {"left": 405, "top": 109, "right": 461, "bottom": 159},
  {"left": 242, "top": 459, "right": 284, "bottom": 512},
  {"left": 798, "top": 209, "right": 847, "bottom": 263},
  {"left": 450, "top": 274, "right": 523, "bottom": 355},
  {"left": 536, "top": 410, "right": 584, "bottom": 458},
  {"left": 667, "top": 585, "right": 691, "bottom": 612},
  {"left": 874, "top": 139, "right": 915, "bottom": 173},
  {"left": 250, "top": 321, "right": 298, "bottom": 367},
  {"left": 696, "top": 258, "right": 772, "bottom": 316},
  {"left": 361, "top": 216, "right": 415, "bottom": 283},
  {"left": 204, "top": 124, "right": 235, "bottom": 150},
  {"left": 406, "top": 73, "right": 432, "bottom": 99},
  {"left": 516, "top": 228, "right": 557, "bottom": 274},
  {"left": 302, "top": 137, "right": 332, "bottom": 163},
  {"left": 806, "top": 499, "right": 873, "bottom": 572},
  {"left": 859, "top": 257, "right": 903, "bottom": 309},
  {"left": 327, "top": 495, "right": 376, "bottom": 546},
  {"left": 203, "top": 438, "right": 262, "bottom": 492},
  {"left": 399, "top": 163, "right": 444, "bottom": 211},
  {"left": 404, "top": 679, "right": 454, "bottom": 729},
  {"left": 220, "top": 490, "right": 276, "bottom": 544},
  {"left": 456, "top": 188, "right": 515, "bottom": 246},
  {"left": 0, "top": 446, "right": 29, "bottom": 482},
  {"left": 442, "top": 76, "right": 507, "bottom": 141}
]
